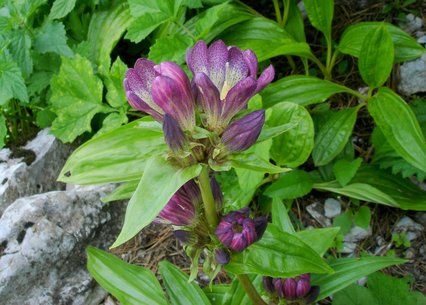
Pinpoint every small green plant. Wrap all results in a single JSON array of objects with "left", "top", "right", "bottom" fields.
[{"left": 392, "top": 232, "right": 411, "bottom": 248}]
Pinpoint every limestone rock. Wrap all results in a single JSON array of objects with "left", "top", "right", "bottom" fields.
[
  {"left": 398, "top": 57, "right": 426, "bottom": 96},
  {"left": 324, "top": 198, "right": 341, "bottom": 218}
]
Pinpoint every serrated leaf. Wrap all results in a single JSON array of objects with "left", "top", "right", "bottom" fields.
[
  {"left": 338, "top": 22, "right": 425, "bottom": 63},
  {"left": 303, "top": 0, "right": 334, "bottom": 42},
  {"left": 125, "top": 12, "right": 170, "bottom": 43},
  {"left": 112, "top": 156, "right": 202, "bottom": 247},
  {"left": 159, "top": 261, "right": 211, "bottom": 305},
  {"left": 0, "top": 53, "right": 28, "bottom": 104},
  {"left": 34, "top": 21, "right": 73, "bottom": 57},
  {"left": 359, "top": 25, "right": 394, "bottom": 88},
  {"left": 261, "top": 76, "right": 356, "bottom": 108},
  {"left": 268, "top": 102, "right": 314, "bottom": 167},
  {"left": 35, "top": 109, "right": 56, "bottom": 128},
  {"left": 9, "top": 29, "right": 32, "bottom": 78},
  {"left": 354, "top": 206, "right": 371, "bottom": 229},
  {"left": 264, "top": 170, "right": 313, "bottom": 199},
  {"left": 104, "top": 57, "right": 128, "bottom": 108},
  {"left": 50, "top": 55, "right": 109, "bottom": 142},
  {"left": 0, "top": 115, "right": 6, "bottom": 148},
  {"left": 149, "top": 34, "right": 194, "bottom": 64},
  {"left": 49, "top": 0, "right": 76, "bottom": 19},
  {"left": 313, "top": 105, "right": 362, "bottom": 166},
  {"left": 96, "top": 112, "right": 128, "bottom": 136},
  {"left": 333, "top": 158, "right": 362, "bottom": 186},
  {"left": 27, "top": 71, "right": 53, "bottom": 97},
  {"left": 87, "top": 247, "right": 168, "bottom": 305},
  {"left": 368, "top": 88, "right": 426, "bottom": 173}
]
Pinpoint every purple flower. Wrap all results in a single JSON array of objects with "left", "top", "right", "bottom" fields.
[
  {"left": 214, "top": 248, "right": 230, "bottom": 265},
  {"left": 221, "top": 110, "right": 265, "bottom": 153},
  {"left": 163, "top": 114, "right": 189, "bottom": 155},
  {"left": 124, "top": 60, "right": 195, "bottom": 131},
  {"left": 210, "top": 176, "right": 224, "bottom": 211},
  {"left": 187, "top": 40, "right": 274, "bottom": 130},
  {"left": 215, "top": 207, "right": 267, "bottom": 252}
]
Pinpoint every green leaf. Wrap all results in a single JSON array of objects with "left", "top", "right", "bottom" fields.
[
  {"left": 338, "top": 22, "right": 425, "bottom": 63},
  {"left": 159, "top": 261, "right": 211, "bottom": 305},
  {"left": 333, "top": 158, "right": 362, "bottom": 186},
  {"left": 295, "top": 227, "right": 340, "bottom": 257},
  {"left": 204, "top": 285, "right": 229, "bottom": 305},
  {"left": 96, "top": 112, "right": 129, "bottom": 136},
  {"left": 225, "top": 225, "right": 334, "bottom": 277},
  {"left": 34, "top": 21, "right": 73, "bottom": 57},
  {"left": 59, "top": 117, "right": 166, "bottom": 184},
  {"left": 149, "top": 34, "right": 195, "bottom": 64},
  {"left": 257, "top": 121, "right": 297, "bottom": 143},
  {"left": 49, "top": 0, "right": 77, "bottom": 19},
  {"left": 87, "top": 247, "right": 168, "bottom": 305},
  {"left": 9, "top": 29, "right": 32, "bottom": 78},
  {"left": 268, "top": 102, "right": 314, "bottom": 167},
  {"left": 261, "top": 76, "right": 356, "bottom": 108},
  {"left": 35, "top": 109, "right": 56, "bottom": 128},
  {"left": 104, "top": 57, "right": 128, "bottom": 109},
  {"left": 354, "top": 206, "right": 371, "bottom": 229},
  {"left": 264, "top": 170, "right": 313, "bottom": 200},
  {"left": 284, "top": 0, "right": 306, "bottom": 42},
  {"left": 368, "top": 88, "right": 426, "bottom": 173},
  {"left": 358, "top": 25, "right": 394, "bottom": 88},
  {"left": 271, "top": 197, "right": 295, "bottom": 234},
  {"left": 313, "top": 105, "right": 362, "bottom": 166},
  {"left": 222, "top": 275, "right": 261, "bottom": 305},
  {"left": 112, "top": 156, "right": 202, "bottom": 247},
  {"left": 0, "top": 115, "right": 6, "bottom": 148},
  {"left": 125, "top": 12, "right": 171, "bottom": 43},
  {"left": 102, "top": 180, "right": 139, "bottom": 203},
  {"left": 230, "top": 152, "right": 290, "bottom": 174},
  {"left": 332, "top": 284, "right": 378, "bottom": 305},
  {"left": 50, "top": 55, "right": 110, "bottom": 142},
  {"left": 0, "top": 53, "right": 28, "bottom": 104},
  {"left": 333, "top": 211, "right": 353, "bottom": 235},
  {"left": 312, "top": 256, "right": 406, "bottom": 301},
  {"left": 303, "top": 0, "right": 334, "bottom": 42}
]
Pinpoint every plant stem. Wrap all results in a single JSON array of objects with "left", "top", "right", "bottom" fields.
[
  {"left": 282, "top": 0, "right": 290, "bottom": 27},
  {"left": 237, "top": 274, "right": 268, "bottom": 305},
  {"left": 272, "top": 0, "right": 283, "bottom": 25},
  {"left": 198, "top": 165, "right": 218, "bottom": 231}
]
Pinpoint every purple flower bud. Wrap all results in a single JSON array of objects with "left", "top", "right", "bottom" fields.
[
  {"left": 269, "top": 273, "right": 318, "bottom": 303},
  {"left": 304, "top": 285, "right": 320, "bottom": 304},
  {"left": 215, "top": 207, "right": 267, "bottom": 252},
  {"left": 210, "top": 176, "right": 224, "bottom": 211},
  {"left": 262, "top": 276, "right": 275, "bottom": 294},
  {"left": 221, "top": 110, "right": 265, "bottom": 153},
  {"left": 214, "top": 248, "right": 230, "bottom": 265},
  {"left": 163, "top": 114, "right": 188, "bottom": 156},
  {"left": 173, "top": 230, "right": 196, "bottom": 245}
]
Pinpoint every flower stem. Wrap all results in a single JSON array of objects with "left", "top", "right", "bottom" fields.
[
  {"left": 198, "top": 165, "right": 218, "bottom": 231},
  {"left": 237, "top": 274, "right": 268, "bottom": 305}
]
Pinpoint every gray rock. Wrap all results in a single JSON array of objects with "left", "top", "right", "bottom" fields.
[
  {"left": 324, "top": 198, "right": 341, "bottom": 218},
  {"left": 306, "top": 202, "right": 331, "bottom": 227},
  {"left": 400, "top": 14, "right": 423, "bottom": 33},
  {"left": 0, "top": 129, "right": 71, "bottom": 215},
  {"left": 393, "top": 216, "right": 424, "bottom": 241},
  {"left": 341, "top": 242, "right": 357, "bottom": 254},
  {"left": 0, "top": 184, "right": 125, "bottom": 305},
  {"left": 404, "top": 248, "right": 416, "bottom": 259},
  {"left": 345, "top": 225, "right": 372, "bottom": 243},
  {"left": 398, "top": 58, "right": 426, "bottom": 95}
]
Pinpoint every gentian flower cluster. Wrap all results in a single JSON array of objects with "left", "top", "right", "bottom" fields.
[{"left": 263, "top": 274, "right": 320, "bottom": 304}]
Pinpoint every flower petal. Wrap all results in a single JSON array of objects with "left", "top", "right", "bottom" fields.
[
  {"left": 243, "top": 49, "right": 258, "bottom": 78},
  {"left": 230, "top": 233, "right": 247, "bottom": 252},
  {"left": 193, "top": 72, "right": 222, "bottom": 129},
  {"left": 125, "top": 90, "right": 163, "bottom": 121},
  {"left": 163, "top": 114, "right": 188, "bottom": 156},
  {"left": 208, "top": 40, "right": 228, "bottom": 91},
  {"left": 221, "top": 47, "right": 249, "bottom": 98},
  {"left": 186, "top": 40, "right": 209, "bottom": 75},
  {"left": 255, "top": 64, "right": 275, "bottom": 93}
]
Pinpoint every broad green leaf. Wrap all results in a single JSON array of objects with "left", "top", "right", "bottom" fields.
[
  {"left": 368, "top": 88, "right": 426, "bottom": 173},
  {"left": 358, "top": 25, "right": 394, "bottom": 88},
  {"left": 230, "top": 152, "right": 290, "bottom": 174},
  {"left": 257, "top": 121, "right": 297, "bottom": 143},
  {"left": 35, "top": 109, "right": 55, "bottom": 128},
  {"left": 261, "top": 76, "right": 356, "bottom": 108},
  {"left": 264, "top": 170, "right": 313, "bottom": 200},
  {"left": 104, "top": 57, "right": 128, "bottom": 109},
  {"left": 333, "top": 211, "right": 353, "bottom": 235},
  {"left": 268, "top": 102, "right": 314, "bottom": 167},
  {"left": 204, "top": 285, "right": 229, "bottom": 305},
  {"left": 271, "top": 197, "right": 295, "bottom": 234},
  {"left": 333, "top": 158, "right": 362, "bottom": 186},
  {"left": 9, "top": 29, "right": 32, "bottom": 78},
  {"left": 102, "top": 180, "right": 139, "bottom": 203},
  {"left": 312, "top": 256, "right": 406, "bottom": 300},
  {"left": 127, "top": 0, "right": 175, "bottom": 16},
  {"left": 49, "top": 0, "right": 76, "bottom": 19},
  {"left": 149, "top": 34, "right": 194, "bottom": 64},
  {"left": 0, "top": 115, "right": 6, "bottom": 148},
  {"left": 0, "top": 53, "right": 28, "bottom": 104},
  {"left": 58, "top": 117, "right": 166, "bottom": 184},
  {"left": 313, "top": 105, "right": 362, "bottom": 166},
  {"left": 295, "top": 227, "right": 340, "bottom": 257},
  {"left": 284, "top": 0, "right": 306, "bottom": 42},
  {"left": 50, "top": 55, "right": 110, "bottom": 142},
  {"left": 338, "top": 22, "right": 425, "bottom": 63},
  {"left": 225, "top": 225, "right": 334, "bottom": 277},
  {"left": 354, "top": 206, "right": 371, "bottom": 229},
  {"left": 27, "top": 71, "right": 53, "bottom": 97},
  {"left": 34, "top": 21, "right": 73, "bottom": 57},
  {"left": 96, "top": 112, "right": 129, "bottom": 136},
  {"left": 159, "top": 261, "right": 211, "bottom": 305},
  {"left": 303, "top": 0, "right": 334, "bottom": 42},
  {"left": 332, "top": 284, "right": 377, "bottom": 305},
  {"left": 87, "top": 247, "right": 168, "bottom": 305},
  {"left": 112, "top": 156, "right": 202, "bottom": 247}
]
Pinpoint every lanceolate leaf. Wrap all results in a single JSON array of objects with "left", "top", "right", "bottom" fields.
[
  {"left": 295, "top": 227, "right": 340, "bottom": 257},
  {"left": 358, "top": 25, "right": 394, "bottom": 88},
  {"left": 104, "top": 57, "right": 128, "bottom": 109},
  {"left": 159, "top": 261, "right": 211, "bottom": 305},
  {"left": 204, "top": 285, "right": 229, "bottom": 305},
  {"left": 112, "top": 157, "right": 202, "bottom": 247},
  {"left": 313, "top": 105, "right": 362, "bottom": 166},
  {"left": 230, "top": 152, "right": 290, "bottom": 174},
  {"left": 222, "top": 275, "right": 262, "bottom": 305},
  {"left": 261, "top": 76, "right": 356, "bottom": 108},
  {"left": 271, "top": 197, "right": 295, "bottom": 234},
  {"left": 303, "top": 0, "right": 334, "bottom": 42},
  {"left": 312, "top": 256, "right": 406, "bottom": 300},
  {"left": 87, "top": 247, "right": 168, "bottom": 305},
  {"left": 368, "top": 88, "right": 426, "bottom": 173},
  {"left": 264, "top": 170, "right": 313, "bottom": 200},
  {"left": 338, "top": 22, "right": 425, "bottom": 63},
  {"left": 102, "top": 180, "right": 139, "bottom": 203}
]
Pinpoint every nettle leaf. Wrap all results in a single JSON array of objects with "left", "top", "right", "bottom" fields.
[
  {"left": 313, "top": 105, "right": 362, "bottom": 166},
  {"left": 87, "top": 247, "right": 168, "bottom": 305},
  {"left": 49, "top": 0, "right": 77, "bottom": 19},
  {"left": 149, "top": 34, "right": 194, "bottom": 64},
  {"left": 0, "top": 53, "right": 28, "bottom": 105},
  {"left": 58, "top": 117, "right": 166, "bottom": 185},
  {"left": 112, "top": 156, "right": 202, "bottom": 247},
  {"left": 339, "top": 22, "right": 425, "bottom": 63},
  {"left": 303, "top": 0, "right": 334, "bottom": 42},
  {"left": 333, "top": 158, "right": 363, "bottom": 186},
  {"left": 264, "top": 170, "right": 313, "bottom": 200},
  {"left": 261, "top": 76, "right": 356, "bottom": 108},
  {"left": 34, "top": 21, "right": 73, "bottom": 57},
  {"left": 96, "top": 112, "right": 129, "bottom": 136},
  {"left": 268, "top": 102, "right": 314, "bottom": 167},
  {"left": 50, "top": 55, "right": 110, "bottom": 143},
  {"left": 104, "top": 57, "right": 128, "bottom": 109},
  {"left": 0, "top": 115, "right": 6, "bottom": 148},
  {"left": 9, "top": 29, "right": 32, "bottom": 78},
  {"left": 358, "top": 24, "right": 394, "bottom": 88},
  {"left": 159, "top": 261, "right": 211, "bottom": 305},
  {"left": 368, "top": 88, "right": 426, "bottom": 173}
]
